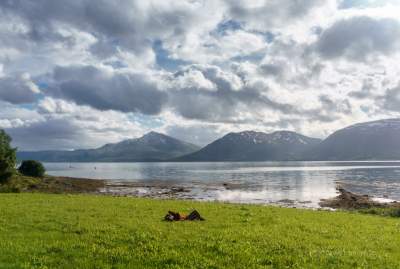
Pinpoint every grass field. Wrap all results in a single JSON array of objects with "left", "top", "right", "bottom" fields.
[{"left": 1, "top": 193, "right": 400, "bottom": 269}]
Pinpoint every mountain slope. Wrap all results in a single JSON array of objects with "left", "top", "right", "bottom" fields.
[
  {"left": 17, "top": 132, "right": 200, "bottom": 162},
  {"left": 178, "top": 131, "right": 321, "bottom": 161},
  {"left": 308, "top": 119, "right": 400, "bottom": 160}
]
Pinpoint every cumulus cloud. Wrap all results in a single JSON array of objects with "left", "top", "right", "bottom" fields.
[
  {"left": 4, "top": 97, "right": 149, "bottom": 150},
  {"left": 48, "top": 65, "right": 168, "bottom": 115},
  {"left": 382, "top": 83, "right": 400, "bottom": 112},
  {"left": 168, "top": 64, "right": 303, "bottom": 123},
  {"left": 0, "top": 73, "right": 40, "bottom": 104},
  {"left": 0, "top": 0, "right": 221, "bottom": 61},
  {"left": 0, "top": 101, "right": 43, "bottom": 129},
  {"left": 226, "top": 0, "right": 335, "bottom": 33},
  {"left": 316, "top": 16, "right": 400, "bottom": 61},
  {"left": 1, "top": 0, "right": 400, "bottom": 149}
]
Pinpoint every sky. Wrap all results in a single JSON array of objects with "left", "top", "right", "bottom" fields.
[{"left": 1, "top": 0, "right": 400, "bottom": 150}]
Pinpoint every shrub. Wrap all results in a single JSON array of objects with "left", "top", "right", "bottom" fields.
[
  {"left": 388, "top": 208, "right": 400, "bottom": 218},
  {"left": 18, "top": 160, "right": 45, "bottom": 178},
  {"left": 0, "top": 130, "right": 16, "bottom": 183},
  {"left": 0, "top": 185, "right": 21, "bottom": 193}
]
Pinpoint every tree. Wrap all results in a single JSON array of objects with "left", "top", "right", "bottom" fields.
[
  {"left": 0, "top": 130, "right": 16, "bottom": 183},
  {"left": 18, "top": 160, "right": 45, "bottom": 178}
]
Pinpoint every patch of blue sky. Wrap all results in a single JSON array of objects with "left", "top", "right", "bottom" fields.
[
  {"left": 231, "top": 51, "right": 265, "bottom": 63},
  {"left": 213, "top": 19, "right": 243, "bottom": 36},
  {"left": 339, "top": 0, "right": 400, "bottom": 9},
  {"left": 103, "top": 60, "right": 128, "bottom": 69},
  {"left": 261, "top": 31, "right": 275, "bottom": 43},
  {"left": 153, "top": 40, "right": 190, "bottom": 72},
  {"left": 127, "top": 113, "right": 164, "bottom": 129},
  {"left": 215, "top": 19, "right": 275, "bottom": 41},
  {"left": 37, "top": 81, "right": 49, "bottom": 90},
  {"left": 18, "top": 103, "right": 37, "bottom": 110}
]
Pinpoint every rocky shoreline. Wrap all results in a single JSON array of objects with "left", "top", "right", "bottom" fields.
[
  {"left": 319, "top": 187, "right": 400, "bottom": 210},
  {"left": 3, "top": 174, "right": 400, "bottom": 212},
  {"left": 99, "top": 181, "right": 400, "bottom": 211}
]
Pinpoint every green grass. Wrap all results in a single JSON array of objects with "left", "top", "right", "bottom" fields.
[
  {"left": 0, "top": 194, "right": 400, "bottom": 269},
  {"left": 359, "top": 207, "right": 400, "bottom": 218},
  {"left": 0, "top": 174, "right": 104, "bottom": 194}
]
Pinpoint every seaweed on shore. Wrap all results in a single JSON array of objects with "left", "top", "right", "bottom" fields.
[{"left": 320, "top": 188, "right": 400, "bottom": 217}]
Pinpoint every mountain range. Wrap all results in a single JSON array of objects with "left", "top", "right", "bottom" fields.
[
  {"left": 17, "top": 118, "right": 400, "bottom": 162},
  {"left": 17, "top": 131, "right": 200, "bottom": 162},
  {"left": 308, "top": 119, "right": 400, "bottom": 160},
  {"left": 177, "top": 131, "right": 321, "bottom": 161}
]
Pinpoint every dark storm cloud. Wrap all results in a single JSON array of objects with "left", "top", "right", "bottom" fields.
[
  {"left": 48, "top": 65, "right": 167, "bottom": 115},
  {"left": 0, "top": 75, "right": 38, "bottom": 104},
  {"left": 316, "top": 16, "right": 400, "bottom": 61}
]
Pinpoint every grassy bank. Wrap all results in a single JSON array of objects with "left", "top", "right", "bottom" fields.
[
  {"left": 0, "top": 173, "right": 104, "bottom": 194},
  {"left": 1, "top": 194, "right": 400, "bottom": 268}
]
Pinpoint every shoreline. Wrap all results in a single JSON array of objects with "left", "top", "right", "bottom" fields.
[{"left": 3, "top": 174, "right": 399, "bottom": 212}]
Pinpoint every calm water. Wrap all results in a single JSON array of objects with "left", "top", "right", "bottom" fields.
[{"left": 44, "top": 161, "right": 400, "bottom": 207}]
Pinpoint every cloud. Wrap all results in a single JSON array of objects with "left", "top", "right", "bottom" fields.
[
  {"left": 0, "top": 0, "right": 220, "bottom": 60},
  {"left": 226, "top": 0, "right": 333, "bottom": 32},
  {"left": 4, "top": 97, "right": 149, "bottom": 150},
  {"left": 0, "top": 101, "right": 43, "bottom": 129},
  {"left": 48, "top": 65, "right": 168, "bottom": 115},
  {"left": 168, "top": 64, "right": 301, "bottom": 122},
  {"left": 2, "top": 1, "right": 400, "bottom": 150},
  {"left": 164, "top": 124, "right": 223, "bottom": 147},
  {"left": 348, "top": 78, "right": 380, "bottom": 99},
  {"left": 0, "top": 73, "right": 40, "bottom": 104},
  {"left": 6, "top": 118, "right": 89, "bottom": 151},
  {"left": 316, "top": 16, "right": 400, "bottom": 61},
  {"left": 382, "top": 83, "right": 400, "bottom": 112}
]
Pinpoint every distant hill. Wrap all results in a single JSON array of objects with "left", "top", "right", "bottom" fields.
[
  {"left": 308, "top": 119, "right": 400, "bottom": 160},
  {"left": 178, "top": 131, "right": 321, "bottom": 161},
  {"left": 17, "top": 132, "right": 200, "bottom": 162},
  {"left": 18, "top": 119, "right": 400, "bottom": 162}
]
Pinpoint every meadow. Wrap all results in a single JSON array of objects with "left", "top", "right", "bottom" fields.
[{"left": 1, "top": 193, "right": 400, "bottom": 269}]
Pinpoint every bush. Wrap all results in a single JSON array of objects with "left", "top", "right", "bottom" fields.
[
  {"left": 18, "top": 160, "right": 45, "bottom": 178},
  {"left": 0, "top": 185, "right": 21, "bottom": 193},
  {"left": 0, "top": 130, "right": 16, "bottom": 183},
  {"left": 388, "top": 208, "right": 400, "bottom": 218}
]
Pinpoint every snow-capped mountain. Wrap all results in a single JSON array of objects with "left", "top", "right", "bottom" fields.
[
  {"left": 308, "top": 119, "right": 400, "bottom": 160},
  {"left": 178, "top": 130, "right": 321, "bottom": 161},
  {"left": 17, "top": 132, "right": 200, "bottom": 162},
  {"left": 18, "top": 119, "right": 400, "bottom": 162}
]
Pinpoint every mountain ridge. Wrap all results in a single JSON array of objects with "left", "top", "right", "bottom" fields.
[
  {"left": 17, "top": 132, "right": 200, "bottom": 162},
  {"left": 17, "top": 118, "right": 400, "bottom": 162},
  {"left": 308, "top": 118, "right": 400, "bottom": 160},
  {"left": 177, "top": 130, "right": 321, "bottom": 161}
]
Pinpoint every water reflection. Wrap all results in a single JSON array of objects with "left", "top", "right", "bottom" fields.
[{"left": 44, "top": 161, "right": 400, "bottom": 206}]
